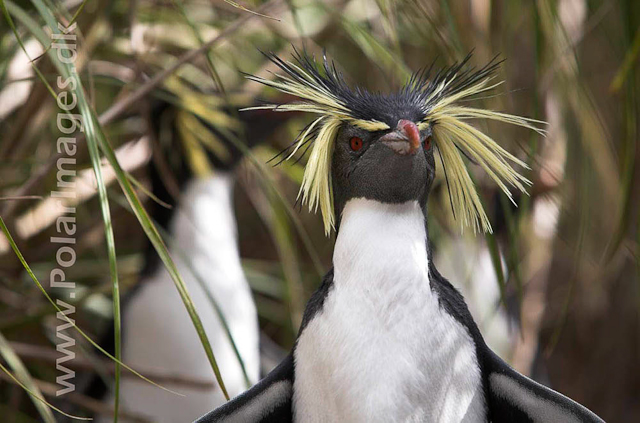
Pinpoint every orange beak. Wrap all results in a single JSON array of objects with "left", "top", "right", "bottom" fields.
[
  {"left": 379, "top": 119, "right": 422, "bottom": 155},
  {"left": 398, "top": 119, "right": 421, "bottom": 154}
]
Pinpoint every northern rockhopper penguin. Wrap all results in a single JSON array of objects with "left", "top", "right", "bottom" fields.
[
  {"left": 89, "top": 96, "right": 290, "bottom": 423},
  {"left": 195, "top": 50, "right": 604, "bottom": 423}
]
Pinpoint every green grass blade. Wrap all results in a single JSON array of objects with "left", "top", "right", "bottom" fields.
[
  {"left": 67, "top": 0, "right": 88, "bottom": 27},
  {"left": 243, "top": 173, "right": 305, "bottom": 338},
  {"left": 0, "top": 217, "right": 183, "bottom": 396},
  {"left": 1, "top": 1, "right": 56, "bottom": 98},
  {"left": 485, "top": 232, "right": 507, "bottom": 310},
  {"left": 636, "top": 208, "right": 640, "bottom": 313},
  {"left": 498, "top": 194, "right": 524, "bottom": 315},
  {"left": 93, "top": 134, "right": 231, "bottom": 398},
  {"left": 193, "top": 120, "right": 326, "bottom": 279},
  {"left": 169, "top": 232, "right": 253, "bottom": 388},
  {"left": 0, "top": 361, "right": 90, "bottom": 421},
  {"left": 83, "top": 115, "right": 122, "bottom": 422},
  {"left": 126, "top": 172, "right": 173, "bottom": 209},
  {"left": 440, "top": 0, "right": 464, "bottom": 54},
  {"left": 107, "top": 184, "right": 253, "bottom": 389},
  {"left": 604, "top": 12, "right": 638, "bottom": 261},
  {"left": 544, "top": 160, "right": 589, "bottom": 355},
  {"left": 340, "top": 17, "right": 411, "bottom": 81},
  {"left": 21, "top": 1, "right": 122, "bottom": 417},
  {"left": 0, "top": 332, "right": 58, "bottom": 422},
  {"left": 610, "top": 27, "right": 640, "bottom": 92},
  {"left": 223, "top": 0, "right": 280, "bottom": 21},
  {"left": 101, "top": 128, "right": 231, "bottom": 401},
  {"left": 171, "top": 0, "right": 227, "bottom": 95}
]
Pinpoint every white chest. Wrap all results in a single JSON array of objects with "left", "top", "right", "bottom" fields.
[{"left": 293, "top": 199, "right": 486, "bottom": 423}]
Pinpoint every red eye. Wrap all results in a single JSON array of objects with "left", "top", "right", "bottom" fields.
[
  {"left": 350, "top": 136, "right": 363, "bottom": 151},
  {"left": 424, "top": 135, "right": 432, "bottom": 150}
]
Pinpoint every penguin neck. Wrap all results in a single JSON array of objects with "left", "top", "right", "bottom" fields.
[
  {"left": 297, "top": 198, "right": 487, "bottom": 422},
  {"left": 333, "top": 198, "right": 430, "bottom": 290}
]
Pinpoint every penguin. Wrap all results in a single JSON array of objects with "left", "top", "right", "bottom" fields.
[
  {"left": 90, "top": 96, "right": 289, "bottom": 423},
  {"left": 194, "top": 50, "right": 604, "bottom": 423}
]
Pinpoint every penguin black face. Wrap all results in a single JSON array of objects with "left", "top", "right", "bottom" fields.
[{"left": 331, "top": 118, "right": 436, "bottom": 219}]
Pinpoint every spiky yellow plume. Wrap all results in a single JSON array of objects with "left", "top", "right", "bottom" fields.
[
  {"left": 244, "top": 51, "right": 545, "bottom": 235},
  {"left": 416, "top": 72, "right": 545, "bottom": 232},
  {"left": 243, "top": 50, "right": 390, "bottom": 234}
]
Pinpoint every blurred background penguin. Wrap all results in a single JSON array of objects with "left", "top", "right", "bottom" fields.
[{"left": 86, "top": 87, "right": 292, "bottom": 422}]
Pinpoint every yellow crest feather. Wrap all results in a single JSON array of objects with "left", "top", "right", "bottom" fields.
[
  {"left": 298, "top": 117, "right": 341, "bottom": 234},
  {"left": 422, "top": 74, "right": 545, "bottom": 233},
  {"left": 245, "top": 51, "right": 545, "bottom": 235}
]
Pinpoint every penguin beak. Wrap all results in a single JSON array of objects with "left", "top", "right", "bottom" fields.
[{"left": 379, "top": 120, "right": 421, "bottom": 156}]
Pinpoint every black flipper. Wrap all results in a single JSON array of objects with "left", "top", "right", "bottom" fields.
[
  {"left": 484, "top": 349, "right": 604, "bottom": 423},
  {"left": 194, "top": 354, "right": 294, "bottom": 423},
  {"left": 428, "top": 263, "right": 603, "bottom": 422}
]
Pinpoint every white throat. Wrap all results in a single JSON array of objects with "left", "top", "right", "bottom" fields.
[
  {"left": 333, "top": 198, "right": 429, "bottom": 293},
  {"left": 293, "top": 198, "right": 485, "bottom": 423}
]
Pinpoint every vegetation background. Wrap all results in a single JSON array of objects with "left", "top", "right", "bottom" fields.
[{"left": 0, "top": 0, "right": 638, "bottom": 422}]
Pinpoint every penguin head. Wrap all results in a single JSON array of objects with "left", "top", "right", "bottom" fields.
[
  {"left": 330, "top": 118, "right": 436, "bottom": 224},
  {"left": 245, "top": 49, "right": 543, "bottom": 235}
]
